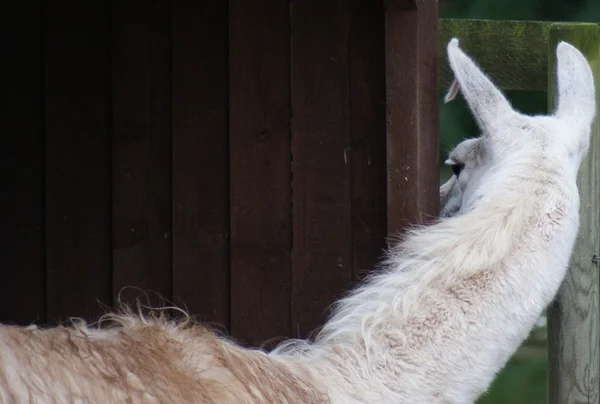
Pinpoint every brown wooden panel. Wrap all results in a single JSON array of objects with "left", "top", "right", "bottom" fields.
[
  {"left": 229, "top": 0, "right": 292, "bottom": 347},
  {"left": 384, "top": 0, "right": 439, "bottom": 237},
  {"left": 45, "top": 1, "right": 112, "bottom": 322},
  {"left": 111, "top": 0, "right": 172, "bottom": 308},
  {"left": 171, "top": 0, "right": 230, "bottom": 329},
  {"left": 349, "top": 0, "right": 387, "bottom": 282},
  {"left": 0, "top": 1, "right": 45, "bottom": 325},
  {"left": 291, "top": 1, "right": 352, "bottom": 339}
]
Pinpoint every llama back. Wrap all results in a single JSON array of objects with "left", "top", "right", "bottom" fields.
[
  {"left": 0, "top": 316, "right": 329, "bottom": 404},
  {"left": 0, "top": 320, "right": 227, "bottom": 403}
]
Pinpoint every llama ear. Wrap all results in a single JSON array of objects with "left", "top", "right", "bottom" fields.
[
  {"left": 553, "top": 41, "right": 596, "bottom": 130},
  {"left": 446, "top": 38, "right": 514, "bottom": 133}
]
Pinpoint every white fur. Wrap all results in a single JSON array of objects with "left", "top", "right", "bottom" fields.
[
  {"left": 273, "top": 39, "right": 596, "bottom": 402},
  {"left": 0, "top": 39, "right": 596, "bottom": 403}
]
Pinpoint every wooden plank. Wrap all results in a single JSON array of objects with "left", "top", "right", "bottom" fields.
[
  {"left": 385, "top": 0, "right": 439, "bottom": 237},
  {"left": 111, "top": 0, "right": 172, "bottom": 308},
  {"left": 45, "top": 1, "right": 112, "bottom": 323},
  {"left": 0, "top": 1, "right": 45, "bottom": 325},
  {"left": 229, "top": 0, "right": 291, "bottom": 347},
  {"left": 439, "top": 19, "right": 551, "bottom": 91},
  {"left": 291, "top": 1, "right": 352, "bottom": 339},
  {"left": 171, "top": 0, "right": 230, "bottom": 329},
  {"left": 349, "top": 0, "right": 387, "bottom": 282},
  {"left": 546, "top": 23, "right": 600, "bottom": 404}
]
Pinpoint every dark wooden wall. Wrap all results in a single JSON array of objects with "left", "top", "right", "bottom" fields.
[{"left": 2, "top": 0, "right": 438, "bottom": 347}]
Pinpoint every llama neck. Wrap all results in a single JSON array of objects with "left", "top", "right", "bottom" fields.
[
  {"left": 314, "top": 157, "right": 564, "bottom": 346},
  {"left": 293, "top": 168, "right": 574, "bottom": 401},
  {"left": 314, "top": 190, "right": 537, "bottom": 347}
]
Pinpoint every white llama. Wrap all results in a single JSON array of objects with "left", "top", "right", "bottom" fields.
[{"left": 0, "top": 38, "right": 596, "bottom": 404}]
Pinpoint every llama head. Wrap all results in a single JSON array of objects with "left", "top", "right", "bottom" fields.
[{"left": 440, "top": 38, "right": 596, "bottom": 217}]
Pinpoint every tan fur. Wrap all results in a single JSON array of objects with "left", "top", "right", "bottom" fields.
[{"left": 0, "top": 311, "right": 329, "bottom": 403}]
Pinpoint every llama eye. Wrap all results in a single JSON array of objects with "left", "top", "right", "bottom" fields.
[{"left": 452, "top": 164, "right": 464, "bottom": 177}]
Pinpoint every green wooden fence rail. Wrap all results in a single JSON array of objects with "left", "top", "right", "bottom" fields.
[{"left": 439, "top": 19, "right": 600, "bottom": 404}]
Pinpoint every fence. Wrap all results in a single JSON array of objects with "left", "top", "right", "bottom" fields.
[{"left": 440, "top": 19, "right": 600, "bottom": 403}]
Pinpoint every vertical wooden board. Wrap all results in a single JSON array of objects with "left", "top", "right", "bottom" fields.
[
  {"left": 413, "top": 2, "right": 440, "bottom": 227},
  {"left": 229, "top": 0, "right": 291, "bottom": 346},
  {"left": 45, "top": 1, "right": 112, "bottom": 323},
  {"left": 111, "top": 0, "right": 172, "bottom": 308},
  {"left": 172, "top": 0, "right": 230, "bottom": 329},
  {"left": 349, "top": 0, "right": 387, "bottom": 282},
  {"left": 0, "top": 1, "right": 45, "bottom": 324},
  {"left": 291, "top": 1, "right": 352, "bottom": 339},
  {"left": 546, "top": 24, "right": 600, "bottom": 404},
  {"left": 384, "top": 1, "right": 439, "bottom": 237}
]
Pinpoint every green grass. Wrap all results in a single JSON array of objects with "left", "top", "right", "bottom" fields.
[{"left": 478, "top": 354, "right": 547, "bottom": 404}]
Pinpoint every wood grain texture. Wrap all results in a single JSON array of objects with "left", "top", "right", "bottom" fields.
[
  {"left": 385, "top": 0, "right": 439, "bottom": 238},
  {"left": 350, "top": 0, "right": 387, "bottom": 282},
  {"left": 439, "top": 19, "right": 551, "bottom": 91},
  {"left": 171, "top": 0, "right": 230, "bottom": 329},
  {"left": 111, "top": 0, "right": 172, "bottom": 307},
  {"left": 45, "top": 0, "right": 112, "bottom": 323},
  {"left": 229, "top": 0, "right": 292, "bottom": 347},
  {"left": 546, "top": 23, "right": 600, "bottom": 404},
  {"left": 291, "top": 1, "right": 353, "bottom": 339},
  {"left": 0, "top": 1, "right": 45, "bottom": 324}
]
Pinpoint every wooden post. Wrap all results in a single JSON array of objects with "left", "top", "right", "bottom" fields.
[
  {"left": 547, "top": 23, "right": 600, "bottom": 404},
  {"left": 384, "top": 0, "right": 439, "bottom": 237}
]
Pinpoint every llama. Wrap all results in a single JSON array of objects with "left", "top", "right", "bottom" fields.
[{"left": 0, "top": 38, "right": 596, "bottom": 403}]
